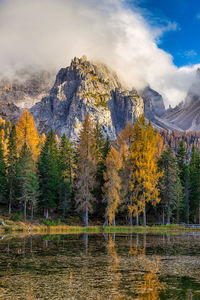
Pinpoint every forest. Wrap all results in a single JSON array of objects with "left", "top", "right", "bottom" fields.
[{"left": 0, "top": 110, "right": 200, "bottom": 227}]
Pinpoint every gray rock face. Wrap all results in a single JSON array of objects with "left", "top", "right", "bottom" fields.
[
  {"left": 31, "top": 56, "right": 144, "bottom": 140},
  {"left": 162, "top": 69, "right": 200, "bottom": 131},
  {"left": 0, "top": 69, "right": 55, "bottom": 109},
  {"left": 142, "top": 87, "right": 166, "bottom": 119}
]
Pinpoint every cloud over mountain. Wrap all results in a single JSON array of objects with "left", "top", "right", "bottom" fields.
[{"left": 0, "top": 0, "right": 199, "bottom": 107}]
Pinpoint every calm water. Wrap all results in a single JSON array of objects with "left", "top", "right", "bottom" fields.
[{"left": 0, "top": 233, "right": 200, "bottom": 299}]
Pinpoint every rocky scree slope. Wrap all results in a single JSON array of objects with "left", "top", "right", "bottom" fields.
[{"left": 31, "top": 56, "right": 144, "bottom": 140}]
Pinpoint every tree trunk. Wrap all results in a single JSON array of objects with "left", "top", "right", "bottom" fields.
[
  {"left": 186, "top": 188, "right": 189, "bottom": 224},
  {"left": 167, "top": 201, "right": 170, "bottom": 224},
  {"left": 8, "top": 201, "right": 11, "bottom": 215},
  {"left": 129, "top": 212, "right": 133, "bottom": 227},
  {"left": 136, "top": 212, "right": 139, "bottom": 226},
  {"left": 112, "top": 215, "right": 116, "bottom": 227},
  {"left": 129, "top": 194, "right": 133, "bottom": 226},
  {"left": 177, "top": 206, "right": 180, "bottom": 224},
  {"left": 46, "top": 208, "right": 49, "bottom": 220},
  {"left": 162, "top": 209, "right": 165, "bottom": 225},
  {"left": 199, "top": 206, "right": 200, "bottom": 225},
  {"left": 31, "top": 204, "right": 34, "bottom": 221},
  {"left": 143, "top": 206, "right": 146, "bottom": 227},
  {"left": 24, "top": 200, "right": 26, "bottom": 222}
]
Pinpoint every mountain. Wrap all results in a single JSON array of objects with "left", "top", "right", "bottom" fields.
[
  {"left": 162, "top": 69, "right": 200, "bottom": 132},
  {"left": 0, "top": 69, "right": 55, "bottom": 109},
  {"left": 30, "top": 56, "right": 144, "bottom": 140}
]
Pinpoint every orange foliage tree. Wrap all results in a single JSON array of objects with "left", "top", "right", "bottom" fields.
[
  {"left": 130, "top": 115, "right": 163, "bottom": 226},
  {"left": 15, "top": 110, "right": 40, "bottom": 159},
  {"left": 103, "top": 147, "right": 122, "bottom": 225}
]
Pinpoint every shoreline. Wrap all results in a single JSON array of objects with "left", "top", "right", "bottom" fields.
[{"left": 1, "top": 223, "right": 200, "bottom": 236}]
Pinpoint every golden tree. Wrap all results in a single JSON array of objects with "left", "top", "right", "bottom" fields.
[
  {"left": 103, "top": 147, "right": 122, "bottom": 225},
  {"left": 15, "top": 110, "right": 40, "bottom": 159},
  {"left": 130, "top": 114, "right": 163, "bottom": 226}
]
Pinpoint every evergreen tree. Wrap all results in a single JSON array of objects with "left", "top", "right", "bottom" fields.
[
  {"left": 189, "top": 145, "right": 200, "bottom": 223},
  {"left": 0, "top": 138, "right": 7, "bottom": 204},
  {"left": 59, "top": 133, "right": 76, "bottom": 216},
  {"left": 176, "top": 140, "right": 188, "bottom": 222},
  {"left": 7, "top": 126, "right": 18, "bottom": 214},
  {"left": 38, "top": 129, "right": 60, "bottom": 219},
  {"left": 92, "top": 122, "right": 106, "bottom": 219},
  {"left": 17, "top": 143, "right": 39, "bottom": 221},
  {"left": 75, "top": 114, "right": 96, "bottom": 226},
  {"left": 158, "top": 147, "right": 182, "bottom": 224}
]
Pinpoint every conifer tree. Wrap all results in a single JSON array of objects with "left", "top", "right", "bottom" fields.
[
  {"left": 17, "top": 143, "right": 39, "bottom": 221},
  {"left": 15, "top": 110, "right": 40, "bottom": 159},
  {"left": 130, "top": 115, "right": 162, "bottom": 226},
  {"left": 7, "top": 126, "right": 18, "bottom": 214},
  {"left": 189, "top": 145, "right": 200, "bottom": 223},
  {"left": 103, "top": 147, "right": 122, "bottom": 225},
  {"left": 176, "top": 140, "right": 188, "bottom": 222},
  {"left": 59, "top": 133, "right": 76, "bottom": 215},
  {"left": 38, "top": 129, "right": 60, "bottom": 219},
  {"left": 158, "top": 147, "right": 182, "bottom": 224},
  {"left": 75, "top": 114, "right": 96, "bottom": 226},
  {"left": 0, "top": 138, "right": 7, "bottom": 204},
  {"left": 93, "top": 122, "right": 106, "bottom": 218}
]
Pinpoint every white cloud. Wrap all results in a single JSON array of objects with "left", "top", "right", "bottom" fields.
[{"left": 0, "top": 0, "right": 199, "bottom": 107}]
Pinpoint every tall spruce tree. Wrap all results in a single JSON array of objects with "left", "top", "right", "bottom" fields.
[
  {"left": 75, "top": 114, "right": 96, "bottom": 226},
  {"left": 7, "top": 125, "right": 18, "bottom": 214},
  {"left": 17, "top": 143, "right": 39, "bottom": 221},
  {"left": 189, "top": 145, "right": 200, "bottom": 223},
  {"left": 92, "top": 122, "right": 106, "bottom": 219},
  {"left": 59, "top": 134, "right": 76, "bottom": 216},
  {"left": 176, "top": 140, "right": 188, "bottom": 222},
  {"left": 0, "top": 138, "right": 7, "bottom": 204},
  {"left": 158, "top": 147, "right": 182, "bottom": 224},
  {"left": 38, "top": 129, "right": 60, "bottom": 219}
]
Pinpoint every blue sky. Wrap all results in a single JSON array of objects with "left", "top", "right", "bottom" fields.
[{"left": 127, "top": 0, "right": 200, "bottom": 67}]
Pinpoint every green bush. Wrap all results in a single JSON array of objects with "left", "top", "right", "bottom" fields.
[
  {"left": 11, "top": 212, "right": 23, "bottom": 221},
  {"left": 42, "top": 218, "right": 61, "bottom": 226}
]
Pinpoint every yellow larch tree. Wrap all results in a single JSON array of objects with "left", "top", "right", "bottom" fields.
[
  {"left": 15, "top": 110, "right": 40, "bottom": 159},
  {"left": 103, "top": 147, "right": 122, "bottom": 225},
  {"left": 130, "top": 114, "right": 163, "bottom": 226}
]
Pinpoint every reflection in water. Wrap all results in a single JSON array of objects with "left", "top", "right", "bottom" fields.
[
  {"left": 128, "top": 234, "right": 165, "bottom": 300},
  {"left": 0, "top": 233, "right": 200, "bottom": 299}
]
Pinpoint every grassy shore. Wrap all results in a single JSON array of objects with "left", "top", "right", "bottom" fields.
[{"left": 1, "top": 221, "right": 200, "bottom": 236}]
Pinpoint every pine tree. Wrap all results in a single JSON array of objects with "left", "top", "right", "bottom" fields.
[
  {"left": 15, "top": 110, "right": 40, "bottom": 159},
  {"left": 158, "top": 147, "right": 182, "bottom": 224},
  {"left": 130, "top": 115, "right": 162, "bottom": 226},
  {"left": 38, "top": 129, "right": 60, "bottom": 219},
  {"left": 59, "top": 133, "right": 76, "bottom": 215},
  {"left": 75, "top": 114, "right": 96, "bottom": 226},
  {"left": 7, "top": 126, "right": 18, "bottom": 214},
  {"left": 17, "top": 143, "right": 39, "bottom": 221},
  {"left": 93, "top": 122, "right": 106, "bottom": 219},
  {"left": 0, "top": 138, "right": 7, "bottom": 204},
  {"left": 189, "top": 145, "right": 200, "bottom": 223},
  {"left": 103, "top": 147, "right": 122, "bottom": 225},
  {"left": 176, "top": 140, "right": 188, "bottom": 222}
]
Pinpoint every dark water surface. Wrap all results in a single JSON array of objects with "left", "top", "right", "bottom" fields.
[{"left": 0, "top": 233, "right": 200, "bottom": 299}]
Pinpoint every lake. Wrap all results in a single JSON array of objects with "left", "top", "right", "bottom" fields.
[{"left": 0, "top": 233, "right": 200, "bottom": 299}]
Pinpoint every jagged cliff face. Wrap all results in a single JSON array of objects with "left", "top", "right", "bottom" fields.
[
  {"left": 31, "top": 56, "right": 144, "bottom": 140},
  {"left": 142, "top": 87, "right": 166, "bottom": 119},
  {"left": 162, "top": 69, "right": 200, "bottom": 132},
  {"left": 0, "top": 69, "right": 55, "bottom": 109}
]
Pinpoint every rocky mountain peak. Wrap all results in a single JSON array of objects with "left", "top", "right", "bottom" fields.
[{"left": 31, "top": 56, "right": 144, "bottom": 140}]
